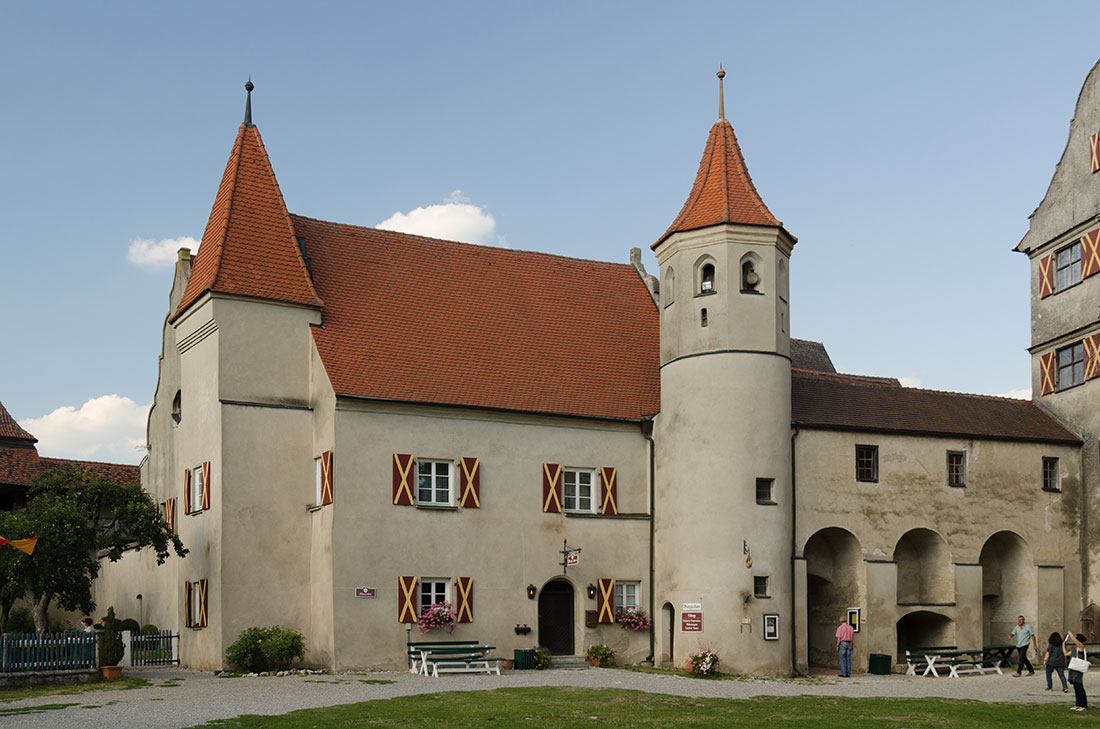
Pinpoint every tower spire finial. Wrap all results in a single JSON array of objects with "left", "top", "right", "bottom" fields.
[
  {"left": 244, "top": 77, "right": 254, "bottom": 127},
  {"left": 717, "top": 65, "right": 726, "bottom": 121}
]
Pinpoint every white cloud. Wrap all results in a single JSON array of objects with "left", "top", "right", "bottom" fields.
[
  {"left": 898, "top": 376, "right": 921, "bottom": 388},
  {"left": 127, "top": 236, "right": 198, "bottom": 269},
  {"left": 376, "top": 190, "right": 503, "bottom": 245},
  {"left": 995, "top": 387, "right": 1032, "bottom": 400},
  {"left": 20, "top": 395, "right": 149, "bottom": 464}
]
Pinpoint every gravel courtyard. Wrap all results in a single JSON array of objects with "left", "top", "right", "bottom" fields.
[{"left": 3, "top": 666, "right": 1095, "bottom": 729}]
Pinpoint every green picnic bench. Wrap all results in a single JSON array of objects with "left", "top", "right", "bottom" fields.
[
  {"left": 407, "top": 640, "right": 502, "bottom": 677},
  {"left": 906, "top": 645, "right": 1010, "bottom": 678}
]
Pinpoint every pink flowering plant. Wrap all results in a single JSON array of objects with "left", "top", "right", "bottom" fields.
[
  {"left": 586, "top": 643, "right": 615, "bottom": 667},
  {"left": 417, "top": 601, "right": 456, "bottom": 634},
  {"left": 686, "top": 648, "right": 720, "bottom": 676},
  {"left": 614, "top": 606, "right": 652, "bottom": 631}
]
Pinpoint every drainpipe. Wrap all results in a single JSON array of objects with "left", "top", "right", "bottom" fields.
[
  {"left": 642, "top": 415, "right": 656, "bottom": 664},
  {"left": 790, "top": 425, "right": 801, "bottom": 677}
]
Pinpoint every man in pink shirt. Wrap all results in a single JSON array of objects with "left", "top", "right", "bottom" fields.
[{"left": 836, "top": 619, "right": 855, "bottom": 677}]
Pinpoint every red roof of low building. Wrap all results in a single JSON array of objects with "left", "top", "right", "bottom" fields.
[{"left": 298, "top": 215, "right": 661, "bottom": 420}]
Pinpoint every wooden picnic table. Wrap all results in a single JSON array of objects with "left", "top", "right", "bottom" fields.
[
  {"left": 908, "top": 646, "right": 1012, "bottom": 678},
  {"left": 406, "top": 640, "right": 501, "bottom": 678}
]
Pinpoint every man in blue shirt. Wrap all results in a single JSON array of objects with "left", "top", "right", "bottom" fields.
[{"left": 1010, "top": 615, "right": 1037, "bottom": 677}]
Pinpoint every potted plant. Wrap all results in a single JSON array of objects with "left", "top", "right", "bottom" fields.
[
  {"left": 533, "top": 646, "right": 552, "bottom": 670},
  {"left": 416, "top": 601, "right": 457, "bottom": 634},
  {"left": 686, "top": 648, "right": 721, "bottom": 676},
  {"left": 98, "top": 607, "right": 125, "bottom": 679},
  {"left": 614, "top": 606, "right": 653, "bottom": 632},
  {"left": 586, "top": 643, "right": 614, "bottom": 667}
]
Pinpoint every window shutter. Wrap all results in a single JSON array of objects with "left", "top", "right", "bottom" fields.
[
  {"left": 542, "top": 464, "right": 562, "bottom": 513},
  {"left": 1040, "top": 351, "right": 1056, "bottom": 395},
  {"left": 1091, "top": 132, "right": 1100, "bottom": 173},
  {"left": 1038, "top": 254, "right": 1054, "bottom": 298},
  {"left": 184, "top": 581, "right": 192, "bottom": 628},
  {"left": 198, "top": 579, "right": 208, "bottom": 628},
  {"left": 320, "top": 450, "right": 334, "bottom": 506},
  {"left": 599, "top": 467, "right": 618, "bottom": 515},
  {"left": 165, "top": 498, "right": 175, "bottom": 533},
  {"left": 1084, "top": 334, "right": 1100, "bottom": 381},
  {"left": 1082, "top": 228, "right": 1100, "bottom": 279},
  {"left": 201, "top": 462, "right": 211, "bottom": 510},
  {"left": 455, "top": 576, "right": 474, "bottom": 623},
  {"left": 393, "top": 454, "right": 415, "bottom": 506},
  {"left": 458, "top": 457, "right": 480, "bottom": 508},
  {"left": 183, "top": 469, "right": 192, "bottom": 514},
  {"left": 398, "top": 576, "right": 418, "bottom": 623},
  {"left": 597, "top": 578, "right": 615, "bottom": 623}
]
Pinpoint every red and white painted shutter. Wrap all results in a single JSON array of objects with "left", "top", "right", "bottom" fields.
[
  {"left": 455, "top": 577, "right": 474, "bottom": 623},
  {"left": 599, "top": 467, "right": 618, "bottom": 515},
  {"left": 1038, "top": 254, "right": 1055, "bottom": 298},
  {"left": 165, "top": 498, "right": 175, "bottom": 533},
  {"left": 183, "top": 469, "right": 192, "bottom": 514},
  {"left": 1090, "top": 132, "right": 1100, "bottom": 173},
  {"left": 542, "top": 464, "right": 562, "bottom": 513},
  {"left": 393, "top": 454, "right": 415, "bottom": 506},
  {"left": 184, "top": 581, "right": 192, "bottom": 627},
  {"left": 459, "top": 457, "right": 480, "bottom": 508},
  {"left": 1081, "top": 228, "right": 1100, "bottom": 279},
  {"left": 198, "top": 579, "right": 209, "bottom": 628},
  {"left": 398, "top": 576, "right": 418, "bottom": 623},
  {"left": 597, "top": 578, "right": 616, "bottom": 623},
  {"left": 1040, "top": 352, "right": 1056, "bottom": 395},
  {"left": 1083, "top": 334, "right": 1100, "bottom": 381},
  {"left": 201, "top": 461, "right": 211, "bottom": 510},
  {"left": 320, "top": 450, "right": 334, "bottom": 506}
]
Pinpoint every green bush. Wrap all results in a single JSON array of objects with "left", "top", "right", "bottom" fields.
[
  {"left": 99, "top": 608, "right": 125, "bottom": 666},
  {"left": 226, "top": 626, "right": 306, "bottom": 673},
  {"left": 119, "top": 618, "right": 140, "bottom": 634},
  {"left": 534, "top": 647, "right": 552, "bottom": 670},
  {"left": 140, "top": 623, "right": 160, "bottom": 635}
]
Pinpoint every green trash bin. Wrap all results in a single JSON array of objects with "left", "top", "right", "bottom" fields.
[
  {"left": 868, "top": 653, "right": 892, "bottom": 675},
  {"left": 514, "top": 649, "right": 536, "bottom": 670}
]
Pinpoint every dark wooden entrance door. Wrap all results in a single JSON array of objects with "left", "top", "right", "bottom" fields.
[{"left": 538, "top": 580, "right": 575, "bottom": 655}]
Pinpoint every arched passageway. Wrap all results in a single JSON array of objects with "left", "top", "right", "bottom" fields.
[
  {"left": 896, "top": 610, "right": 954, "bottom": 661},
  {"left": 894, "top": 528, "right": 953, "bottom": 604},
  {"left": 805, "top": 528, "right": 864, "bottom": 669},
  {"left": 980, "top": 532, "right": 1035, "bottom": 645}
]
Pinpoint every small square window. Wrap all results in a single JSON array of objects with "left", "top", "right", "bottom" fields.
[
  {"left": 1042, "top": 457, "right": 1060, "bottom": 492},
  {"left": 189, "top": 466, "right": 204, "bottom": 513},
  {"left": 754, "top": 576, "right": 770, "bottom": 598},
  {"left": 563, "top": 468, "right": 595, "bottom": 513},
  {"left": 1055, "top": 241, "right": 1082, "bottom": 292},
  {"left": 417, "top": 460, "right": 452, "bottom": 506},
  {"left": 1057, "top": 343, "right": 1085, "bottom": 391},
  {"left": 947, "top": 451, "right": 966, "bottom": 487},
  {"left": 855, "top": 445, "right": 878, "bottom": 483},
  {"left": 614, "top": 581, "right": 639, "bottom": 612},
  {"left": 419, "top": 579, "right": 449, "bottom": 610},
  {"left": 755, "top": 478, "right": 775, "bottom": 505}
]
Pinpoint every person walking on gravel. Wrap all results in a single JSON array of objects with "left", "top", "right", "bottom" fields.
[{"left": 1010, "top": 615, "right": 1037, "bottom": 677}]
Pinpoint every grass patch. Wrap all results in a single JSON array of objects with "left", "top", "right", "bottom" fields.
[
  {"left": 359, "top": 679, "right": 396, "bottom": 685},
  {"left": 0, "top": 677, "right": 149, "bottom": 703},
  {"left": 0, "top": 702, "right": 78, "bottom": 716},
  {"left": 304, "top": 679, "right": 345, "bottom": 684},
  {"left": 188, "top": 687, "right": 1081, "bottom": 728},
  {"left": 610, "top": 665, "right": 830, "bottom": 684}
]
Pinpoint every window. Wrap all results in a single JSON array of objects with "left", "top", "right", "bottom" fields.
[
  {"left": 417, "top": 460, "right": 451, "bottom": 505},
  {"left": 189, "top": 466, "right": 204, "bottom": 513},
  {"left": 663, "top": 268, "right": 675, "bottom": 307},
  {"left": 186, "top": 580, "right": 206, "bottom": 628},
  {"left": 315, "top": 457, "right": 323, "bottom": 505},
  {"left": 171, "top": 390, "right": 182, "bottom": 424},
  {"left": 563, "top": 468, "right": 595, "bottom": 513},
  {"left": 754, "top": 576, "right": 770, "bottom": 598},
  {"left": 419, "top": 579, "right": 449, "bottom": 610},
  {"left": 1042, "top": 457, "right": 1060, "bottom": 492},
  {"left": 855, "top": 445, "right": 878, "bottom": 482},
  {"left": 614, "top": 581, "right": 639, "bottom": 612},
  {"left": 756, "top": 478, "right": 775, "bottom": 505},
  {"left": 946, "top": 451, "right": 966, "bottom": 487},
  {"left": 741, "top": 260, "right": 760, "bottom": 292},
  {"left": 699, "top": 263, "right": 715, "bottom": 294},
  {"left": 700, "top": 308, "right": 708, "bottom": 327},
  {"left": 1055, "top": 241, "right": 1082, "bottom": 292},
  {"left": 1057, "top": 342, "right": 1085, "bottom": 390}
]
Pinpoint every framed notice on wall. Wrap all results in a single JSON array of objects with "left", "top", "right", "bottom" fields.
[
  {"left": 763, "top": 613, "right": 779, "bottom": 641},
  {"left": 847, "top": 607, "right": 861, "bottom": 633}
]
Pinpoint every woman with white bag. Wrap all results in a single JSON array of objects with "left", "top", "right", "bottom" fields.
[{"left": 1065, "top": 632, "right": 1089, "bottom": 711}]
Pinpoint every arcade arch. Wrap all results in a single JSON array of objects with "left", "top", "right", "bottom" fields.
[
  {"left": 894, "top": 528, "right": 954, "bottom": 604},
  {"left": 980, "top": 531, "right": 1035, "bottom": 645},
  {"left": 804, "top": 528, "right": 864, "bottom": 668}
]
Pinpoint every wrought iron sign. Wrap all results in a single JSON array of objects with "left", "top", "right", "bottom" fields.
[{"left": 560, "top": 539, "right": 581, "bottom": 574}]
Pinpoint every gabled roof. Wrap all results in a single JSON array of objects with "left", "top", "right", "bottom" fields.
[
  {"left": 297, "top": 215, "right": 661, "bottom": 421},
  {"left": 792, "top": 374, "right": 1080, "bottom": 444},
  {"left": 0, "top": 401, "right": 36, "bottom": 443},
  {"left": 790, "top": 339, "right": 836, "bottom": 374},
  {"left": 171, "top": 123, "right": 322, "bottom": 322},
  {"left": 653, "top": 118, "right": 790, "bottom": 249}
]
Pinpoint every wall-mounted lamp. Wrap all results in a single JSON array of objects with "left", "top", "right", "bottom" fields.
[
  {"left": 526, "top": 584, "right": 537, "bottom": 600},
  {"left": 587, "top": 584, "right": 597, "bottom": 600}
]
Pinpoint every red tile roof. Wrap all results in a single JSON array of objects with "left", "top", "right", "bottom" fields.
[
  {"left": 171, "top": 124, "right": 322, "bottom": 322},
  {"left": 0, "top": 447, "right": 139, "bottom": 488},
  {"left": 0, "top": 401, "right": 36, "bottom": 443},
  {"left": 654, "top": 119, "right": 789, "bottom": 249},
  {"left": 296, "top": 215, "right": 662, "bottom": 420},
  {"left": 790, "top": 339, "right": 836, "bottom": 374},
  {"left": 792, "top": 375, "right": 1080, "bottom": 444}
]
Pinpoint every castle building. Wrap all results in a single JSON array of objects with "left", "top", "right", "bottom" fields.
[{"left": 95, "top": 67, "right": 1098, "bottom": 674}]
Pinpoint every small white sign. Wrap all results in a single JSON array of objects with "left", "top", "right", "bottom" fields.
[
  {"left": 355, "top": 587, "right": 376, "bottom": 598},
  {"left": 566, "top": 553, "right": 579, "bottom": 566},
  {"left": 682, "top": 602, "right": 702, "bottom": 612}
]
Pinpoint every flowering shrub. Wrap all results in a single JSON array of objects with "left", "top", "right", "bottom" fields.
[
  {"left": 226, "top": 626, "right": 306, "bottom": 672},
  {"left": 586, "top": 644, "right": 615, "bottom": 667},
  {"left": 686, "top": 648, "right": 720, "bottom": 676},
  {"left": 534, "top": 646, "right": 553, "bottom": 669},
  {"left": 417, "top": 601, "right": 456, "bottom": 634},
  {"left": 615, "top": 606, "right": 653, "bottom": 631}
]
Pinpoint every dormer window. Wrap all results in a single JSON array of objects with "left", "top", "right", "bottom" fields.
[{"left": 700, "top": 264, "right": 715, "bottom": 294}]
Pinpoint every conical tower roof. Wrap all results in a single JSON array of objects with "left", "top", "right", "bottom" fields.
[
  {"left": 653, "top": 71, "right": 791, "bottom": 249},
  {"left": 172, "top": 82, "right": 322, "bottom": 322},
  {"left": 0, "top": 401, "right": 36, "bottom": 443}
]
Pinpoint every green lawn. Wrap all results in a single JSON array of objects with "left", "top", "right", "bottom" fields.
[
  {"left": 193, "top": 687, "right": 1090, "bottom": 728},
  {"left": 0, "top": 677, "right": 149, "bottom": 703}
]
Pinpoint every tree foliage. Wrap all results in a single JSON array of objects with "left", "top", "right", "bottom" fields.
[{"left": 0, "top": 466, "right": 187, "bottom": 632}]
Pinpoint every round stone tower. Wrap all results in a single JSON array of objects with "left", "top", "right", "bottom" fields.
[{"left": 653, "top": 70, "right": 797, "bottom": 675}]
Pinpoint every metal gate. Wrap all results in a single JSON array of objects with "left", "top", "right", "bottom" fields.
[{"left": 129, "top": 630, "right": 180, "bottom": 666}]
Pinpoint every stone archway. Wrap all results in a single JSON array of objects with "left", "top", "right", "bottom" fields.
[
  {"left": 980, "top": 531, "right": 1035, "bottom": 645},
  {"left": 896, "top": 610, "right": 954, "bottom": 661},
  {"left": 660, "top": 602, "right": 675, "bottom": 667},
  {"left": 805, "top": 528, "right": 864, "bottom": 669},
  {"left": 537, "top": 579, "right": 575, "bottom": 655},
  {"left": 894, "top": 528, "right": 953, "bottom": 605}
]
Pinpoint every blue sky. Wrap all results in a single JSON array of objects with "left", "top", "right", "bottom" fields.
[{"left": 1, "top": 2, "right": 1097, "bottom": 463}]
